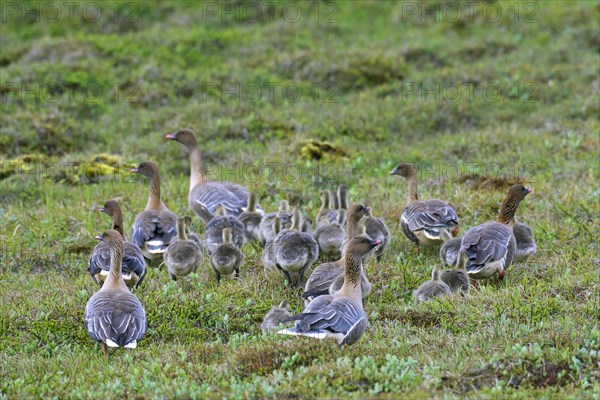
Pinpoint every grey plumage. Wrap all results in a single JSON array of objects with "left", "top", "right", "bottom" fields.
[
  {"left": 440, "top": 265, "right": 470, "bottom": 295},
  {"left": 513, "top": 222, "right": 537, "bottom": 261},
  {"left": 261, "top": 300, "right": 291, "bottom": 333},
  {"left": 238, "top": 192, "right": 263, "bottom": 243},
  {"left": 262, "top": 216, "right": 281, "bottom": 272},
  {"left": 204, "top": 206, "right": 246, "bottom": 254},
  {"left": 85, "top": 230, "right": 146, "bottom": 353},
  {"left": 314, "top": 209, "right": 347, "bottom": 259},
  {"left": 259, "top": 200, "right": 293, "bottom": 245},
  {"left": 164, "top": 218, "right": 203, "bottom": 281},
  {"left": 439, "top": 237, "right": 462, "bottom": 267},
  {"left": 413, "top": 266, "right": 452, "bottom": 303},
  {"left": 210, "top": 228, "right": 243, "bottom": 282}
]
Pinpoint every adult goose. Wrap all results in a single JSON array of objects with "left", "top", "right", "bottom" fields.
[
  {"left": 277, "top": 236, "right": 381, "bottom": 346},
  {"left": 85, "top": 230, "right": 147, "bottom": 356},
  {"left": 457, "top": 184, "right": 531, "bottom": 279},
  {"left": 131, "top": 161, "right": 178, "bottom": 261},
  {"left": 164, "top": 217, "right": 204, "bottom": 281},
  {"left": 166, "top": 128, "right": 261, "bottom": 222},
  {"left": 413, "top": 265, "right": 452, "bottom": 303},
  {"left": 89, "top": 200, "right": 147, "bottom": 289},
  {"left": 390, "top": 163, "right": 459, "bottom": 252},
  {"left": 302, "top": 204, "right": 371, "bottom": 301},
  {"left": 272, "top": 209, "right": 319, "bottom": 286}
]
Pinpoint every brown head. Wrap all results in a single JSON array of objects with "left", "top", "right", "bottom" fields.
[
  {"left": 431, "top": 265, "right": 442, "bottom": 281},
  {"left": 131, "top": 161, "right": 160, "bottom": 180},
  {"left": 100, "top": 200, "right": 124, "bottom": 237},
  {"left": 346, "top": 236, "right": 382, "bottom": 261},
  {"left": 319, "top": 191, "right": 329, "bottom": 209},
  {"left": 390, "top": 162, "right": 417, "bottom": 178},
  {"left": 247, "top": 192, "right": 258, "bottom": 212},
  {"left": 347, "top": 204, "right": 370, "bottom": 222},
  {"left": 165, "top": 128, "right": 198, "bottom": 147},
  {"left": 176, "top": 218, "right": 188, "bottom": 240},
  {"left": 278, "top": 200, "right": 290, "bottom": 212},
  {"left": 214, "top": 205, "right": 227, "bottom": 217},
  {"left": 95, "top": 229, "right": 124, "bottom": 257},
  {"left": 278, "top": 300, "right": 290, "bottom": 310},
  {"left": 497, "top": 184, "right": 532, "bottom": 225}
]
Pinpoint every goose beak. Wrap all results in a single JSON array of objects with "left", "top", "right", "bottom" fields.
[
  {"left": 389, "top": 168, "right": 398, "bottom": 175},
  {"left": 130, "top": 167, "right": 139, "bottom": 173},
  {"left": 165, "top": 133, "right": 176, "bottom": 140},
  {"left": 99, "top": 207, "right": 106, "bottom": 213},
  {"left": 94, "top": 234, "right": 102, "bottom": 240},
  {"left": 364, "top": 206, "right": 371, "bottom": 214},
  {"left": 526, "top": 187, "right": 533, "bottom": 194},
  {"left": 370, "top": 239, "right": 382, "bottom": 246}
]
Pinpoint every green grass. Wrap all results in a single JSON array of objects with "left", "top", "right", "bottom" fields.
[{"left": 1, "top": 1, "right": 599, "bottom": 398}]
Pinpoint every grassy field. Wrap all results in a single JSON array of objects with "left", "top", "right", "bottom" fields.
[{"left": 1, "top": 0, "right": 599, "bottom": 398}]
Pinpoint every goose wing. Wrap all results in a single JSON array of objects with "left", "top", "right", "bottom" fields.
[
  {"left": 460, "top": 222, "right": 512, "bottom": 270},
  {"left": 85, "top": 292, "right": 146, "bottom": 347},
  {"left": 292, "top": 296, "right": 366, "bottom": 335},
  {"left": 131, "top": 210, "right": 177, "bottom": 249},
  {"left": 403, "top": 200, "right": 459, "bottom": 231},
  {"left": 89, "top": 241, "right": 110, "bottom": 278},
  {"left": 190, "top": 182, "right": 262, "bottom": 218}
]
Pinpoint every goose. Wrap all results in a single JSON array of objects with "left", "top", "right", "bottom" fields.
[
  {"left": 302, "top": 204, "right": 371, "bottom": 301},
  {"left": 315, "top": 191, "right": 331, "bottom": 225},
  {"left": 261, "top": 300, "right": 292, "bottom": 334},
  {"left": 89, "top": 200, "right": 147, "bottom": 289},
  {"left": 182, "top": 216, "right": 202, "bottom": 247},
  {"left": 326, "top": 185, "right": 349, "bottom": 223},
  {"left": 440, "top": 264, "right": 470, "bottom": 295},
  {"left": 262, "top": 216, "right": 282, "bottom": 272},
  {"left": 163, "top": 217, "right": 204, "bottom": 281},
  {"left": 238, "top": 192, "right": 263, "bottom": 243},
  {"left": 439, "top": 237, "right": 462, "bottom": 267},
  {"left": 277, "top": 236, "right": 381, "bottom": 346},
  {"left": 313, "top": 209, "right": 347, "bottom": 259},
  {"left": 166, "top": 128, "right": 262, "bottom": 222},
  {"left": 130, "top": 161, "right": 178, "bottom": 261},
  {"left": 204, "top": 205, "right": 246, "bottom": 254},
  {"left": 210, "top": 227, "right": 243, "bottom": 283},
  {"left": 457, "top": 184, "right": 531, "bottom": 279},
  {"left": 85, "top": 230, "right": 146, "bottom": 356},
  {"left": 512, "top": 222, "right": 537, "bottom": 261},
  {"left": 413, "top": 265, "right": 452, "bottom": 303},
  {"left": 272, "top": 209, "right": 319, "bottom": 286},
  {"left": 390, "top": 163, "right": 459, "bottom": 252},
  {"left": 259, "top": 200, "right": 293, "bottom": 245},
  {"left": 364, "top": 206, "right": 391, "bottom": 262}
]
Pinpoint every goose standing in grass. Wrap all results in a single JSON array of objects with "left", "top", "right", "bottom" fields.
[
  {"left": 413, "top": 265, "right": 452, "bottom": 303},
  {"left": 85, "top": 230, "right": 146, "bottom": 356},
  {"left": 277, "top": 236, "right": 381, "bottom": 346},
  {"left": 164, "top": 217, "right": 204, "bottom": 281},
  {"left": 272, "top": 209, "right": 319, "bottom": 286},
  {"left": 303, "top": 204, "right": 372, "bottom": 301},
  {"left": 259, "top": 200, "right": 293, "bottom": 245},
  {"left": 262, "top": 216, "right": 282, "bottom": 272},
  {"left": 315, "top": 191, "right": 331, "bottom": 224},
  {"left": 457, "top": 184, "right": 531, "bottom": 280},
  {"left": 261, "top": 300, "right": 292, "bottom": 334},
  {"left": 166, "top": 128, "right": 261, "bottom": 222},
  {"left": 440, "top": 264, "right": 470, "bottom": 295},
  {"left": 512, "top": 222, "right": 537, "bottom": 261},
  {"left": 326, "top": 185, "right": 349, "bottom": 224},
  {"left": 204, "top": 205, "right": 246, "bottom": 254},
  {"left": 390, "top": 163, "right": 459, "bottom": 252},
  {"left": 313, "top": 209, "right": 347, "bottom": 259},
  {"left": 238, "top": 192, "right": 263, "bottom": 243},
  {"left": 131, "top": 161, "right": 178, "bottom": 261},
  {"left": 210, "top": 228, "right": 243, "bottom": 283},
  {"left": 89, "top": 200, "right": 146, "bottom": 289}
]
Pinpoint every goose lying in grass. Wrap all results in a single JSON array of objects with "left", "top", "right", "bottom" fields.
[
  {"left": 440, "top": 264, "right": 470, "bottom": 295},
  {"left": 89, "top": 200, "right": 146, "bottom": 289},
  {"left": 277, "top": 236, "right": 381, "bottom": 346},
  {"left": 85, "top": 230, "right": 146, "bottom": 356},
  {"left": 131, "top": 161, "right": 178, "bottom": 261},
  {"left": 413, "top": 265, "right": 452, "bottom": 303},
  {"left": 166, "top": 128, "right": 262, "bottom": 221},
  {"left": 261, "top": 300, "right": 291, "bottom": 334},
  {"left": 457, "top": 184, "right": 531, "bottom": 280},
  {"left": 210, "top": 227, "right": 243, "bottom": 283},
  {"left": 390, "top": 162, "right": 459, "bottom": 252},
  {"left": 164, "top": 217, "right": 204, "bottom": 281}
]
